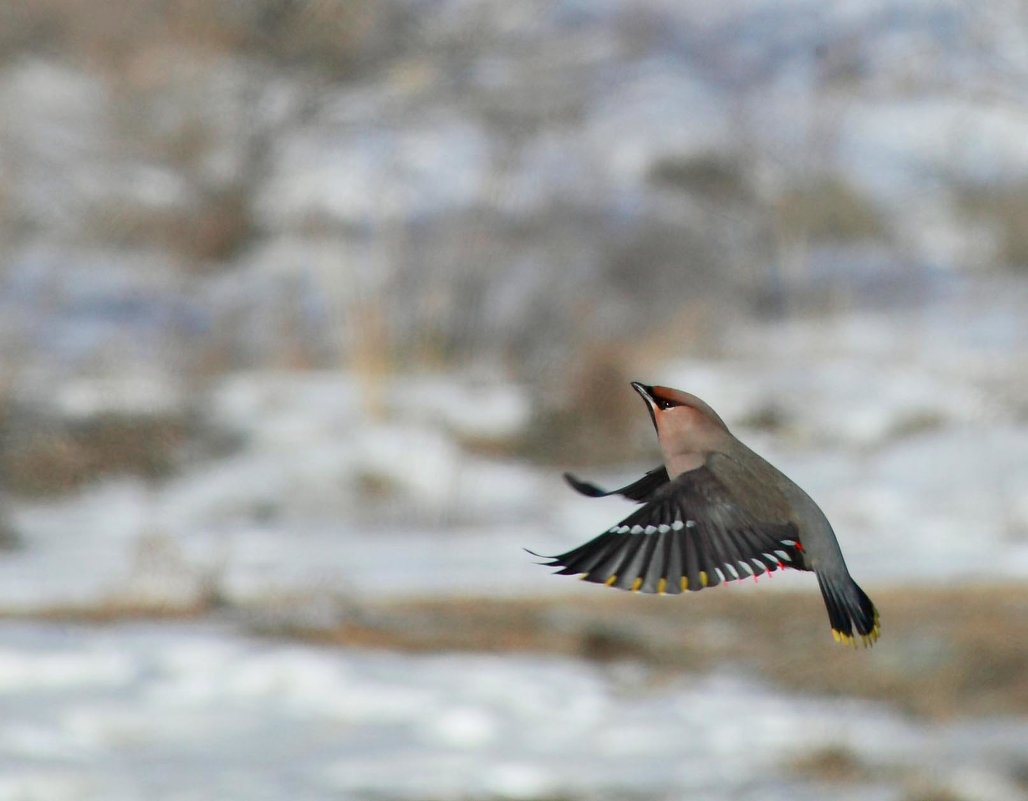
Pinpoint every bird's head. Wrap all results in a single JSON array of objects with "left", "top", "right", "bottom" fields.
[{"left": 630, "top": 382, "right": 729, "bottom": 448}]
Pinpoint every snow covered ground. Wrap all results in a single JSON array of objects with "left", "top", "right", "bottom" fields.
[
  {"left": 1, "top": 288, "right": 1023, "bottom": 801},
  {"left": 0, "top": 620, "right": 1024, "bottom": 801},
  {"left": 0, "top": 276, "right": 1022, "bottom": 801}
]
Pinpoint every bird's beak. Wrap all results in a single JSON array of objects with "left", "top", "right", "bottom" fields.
[
  {"left": 630, "top": 382, "right": 656, "bottom": 405},
  {"left": 630, "top": 381, "right": 659, "bottom": 431}
]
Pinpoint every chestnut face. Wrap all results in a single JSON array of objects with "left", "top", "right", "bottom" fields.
[{"left": 631, "top": 382, "right": 728, "bottom": 437}]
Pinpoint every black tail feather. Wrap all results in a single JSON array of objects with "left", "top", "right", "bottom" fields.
[{"left": 816, "top": 573, "right": 880, "bottom": 647}]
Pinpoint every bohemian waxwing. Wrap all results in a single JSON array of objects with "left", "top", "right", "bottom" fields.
[{"left": 535, "top": 382, "right": 880, "bottom": 646}]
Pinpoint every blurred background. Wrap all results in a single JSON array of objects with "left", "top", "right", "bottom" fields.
[{"left": 0, "top": 1, "right": 1026, "bottom": 799}]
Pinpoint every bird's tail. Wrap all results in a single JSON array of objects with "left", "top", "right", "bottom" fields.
[{"left": 816, "top": 572, "right": 880, "bottom": 647}]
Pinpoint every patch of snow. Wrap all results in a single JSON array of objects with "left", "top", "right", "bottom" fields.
[
  {"left": 53, "top": 375, "right": 188, "bottom": 420},
  {"left": 0, "top": 621, "right": 1023, "bottom": 801},
  {"left": 841, "top": 98, "right": 1028, "bottom": 196},
  {"left": 256, "top": 104, "right": 492, "bottom": 228},
  {"left": 403, "top": 376, "right": 531, "bottom": 439},
  {"left": 585, "top": 59, "right": 732, "bottom": 185}
]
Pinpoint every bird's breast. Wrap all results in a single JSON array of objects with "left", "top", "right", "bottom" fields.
[{"left": 662, "top": 450, "right": 706, "bottom": 478}]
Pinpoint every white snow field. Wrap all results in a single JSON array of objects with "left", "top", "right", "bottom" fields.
[{"left": 0, "top": 621, "right": 1025, "bottom": 801}]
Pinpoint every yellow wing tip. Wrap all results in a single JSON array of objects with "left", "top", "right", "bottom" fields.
[{"left": 832, "top": 624, "right": 881, "bottom": 648}]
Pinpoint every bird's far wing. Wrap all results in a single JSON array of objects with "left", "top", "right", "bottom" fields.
[
  {"left": 539, "top": 466, "right": 803, "bottom": 594},
  {"left": 563, "top": 466, "right": 670, "bottom": 503}
]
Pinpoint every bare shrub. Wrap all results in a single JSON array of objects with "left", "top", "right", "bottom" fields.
[
  {"left": 82, "top": 186, "right": 254, "bottom": 267},
  {"left": 648, "top": 153, "right": 751, "bottom": 204},
  {"left": 0, "top": 404, "right": 240, "bottom": 497},
  {"left": 0, "top": 0, "right": 413, "bottom": 78},
  {"left": 521, "top": 344, "right": 651, "bottom": 465},
  {"left": 1, "top": 413, "right": 186, "bottom": 495},
  {"left": 774, "top": 177, "right": 887, "bottom": 244},
  {"left": 956, "top": 183, "right": 1028, "bottom": 270}
]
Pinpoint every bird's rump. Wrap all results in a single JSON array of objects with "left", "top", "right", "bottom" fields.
[{"left": 540, "top": 466, "right": 804, "bottom": 594}]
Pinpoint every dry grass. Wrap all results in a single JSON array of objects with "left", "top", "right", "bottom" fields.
[
  {"left": 789, "top": 745, "right": 871, "bottom": 782},
  {"left": 0, "top": 597, "right": 216, "bottom": 624},
  {"left": 258, "top": 584, "right": 1028, "bottom": 720},
  {"left": 899, "top": 781, "right": 969, "bottom": 801},
  {"left": 5, "top": 582, "right": 1025, "bottom": 721}
]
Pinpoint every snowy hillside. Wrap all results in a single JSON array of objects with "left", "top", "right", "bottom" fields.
[{"left": 0, "top": 2, "right": 1026, "bottom": 801}]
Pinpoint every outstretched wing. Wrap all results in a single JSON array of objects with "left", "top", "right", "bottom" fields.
[
  {"left": 563, "top": 466, "right": 670, "bottom": 504},
  {"left": 538, "top": 463, "right": 803, "bottom": 593}
]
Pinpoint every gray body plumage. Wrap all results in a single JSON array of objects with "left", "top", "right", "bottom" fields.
[{"left": 719, "top": 442, "right": 842, "bottom": 573}]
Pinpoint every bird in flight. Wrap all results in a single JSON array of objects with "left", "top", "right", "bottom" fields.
[{"left": 533, "top": 382, "right": 880, "bottom": 647}]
